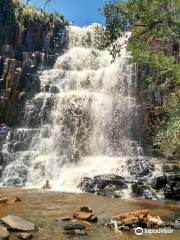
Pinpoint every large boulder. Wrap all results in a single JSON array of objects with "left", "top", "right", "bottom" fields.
[
  {"left": 79, "top": 174, "right": 127, "bottom": 194},
  {"left": 164, "top": 175, "right": 180, "bottom": 200},
  {"left": 1, "top": 215, "right": 35, "bottom": 231},
  {"left": 151, "top": 175, "right": 167, "bottom": 189},
  {"left": 64, "top": 224, "right": 85, "bottom": 231},
  {"left": 132, "top": 181, "right": 146, "bottom": 196},
  {"left": 64, "top": 223, "right": 87, "bottom": 236}
]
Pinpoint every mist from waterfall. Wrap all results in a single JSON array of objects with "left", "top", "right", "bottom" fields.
[{"left": 1, "top": 24, "right": 141, "bottom": 191}]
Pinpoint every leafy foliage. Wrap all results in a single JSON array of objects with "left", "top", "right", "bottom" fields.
[
  {"left": 155, "top": 91, "right": 180, "bottom": 158},
  {"left": 102, "top": 0, "right": 180, "bottom": 158}
]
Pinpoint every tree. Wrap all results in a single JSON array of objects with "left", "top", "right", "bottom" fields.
[{"left": 102, "top": 0, "right": 180, "bottom": 158}]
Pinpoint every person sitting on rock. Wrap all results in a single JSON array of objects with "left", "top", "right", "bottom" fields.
[{"left": 42, "top": 179, "right": 51, "bottom": 189}]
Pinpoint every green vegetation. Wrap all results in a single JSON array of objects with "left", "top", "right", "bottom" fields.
[{"left": 102, "top": 0, "right": 180, "bottom": 159}]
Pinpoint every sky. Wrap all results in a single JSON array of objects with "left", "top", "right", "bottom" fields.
[{"left": 26, "top": 0, "right": 109, "bottom": 26}]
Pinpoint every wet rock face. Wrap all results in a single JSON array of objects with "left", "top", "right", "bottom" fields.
[
  {"left": 132, "top": 181, "right": 147, "bottom": 196},
  {"left": 127, "top": 158, "right": 155, "bottom": 177},
  {"left": 0, "top": 124, "right": 10, "bottom": 139},
  {"left": 151, "top": 175, "right": 167, "bottom": 189},
  {"left": 164, "top": 175, "right": 180, "bottom": 201},
  {"left": 79, "top": 174, "right": 128, "bottom": 195}
]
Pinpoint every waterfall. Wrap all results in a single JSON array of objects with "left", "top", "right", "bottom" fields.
[{"left": 1, "top": 24, "right": 141, "bottom": 191}]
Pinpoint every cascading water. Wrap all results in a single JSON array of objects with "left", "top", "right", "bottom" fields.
[{"left": 1, "top": 24, "right": 146, "bottom": 191}]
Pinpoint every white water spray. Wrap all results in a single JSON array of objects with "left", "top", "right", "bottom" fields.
[{"left": 1, "top": 24, "right": 143, "bottom": 191}]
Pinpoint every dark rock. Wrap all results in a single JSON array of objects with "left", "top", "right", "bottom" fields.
[
  {"left": 50, "top": 85, "right": 59, "bottom": 93},
  {"left": 151, "top": 175, "right": 167, "bottom": 189},
  {"left": 44, "top": 84, "right": 50, "bottom": 92},
  {"left": 163, "top": 163, "right": 180, "bottom": 174},
  {"left": 80, "top": 206, "right": 92, "bottom": 213},
  {"left": 164, "top": 187, "right": 174, "bottom": 199},
  {"left": 168, "top": 175, "right": 180, "bottom": 182},
  {"left": 96, "top": 190, "right": 121, "bottom": 198},
  {"left": 174, "top": 187, "right": 180, "bottom": 200},
  {"left": 64, "top": 224, "right": 85, "bottom": 231},
  {"left": 64, "top": 229, "right": 87, "bottom": 236},
  {"left": 132, "top": 181, "right": 145, "bottom": 196},
  {"left": 1, "top": 215, "right": 35, "bottom": 231},
  {"left": 128, "top": 158, "right": 154, "bottom": 177},
  {"left": 0, "top": 124, "right": 10, "bottom": 137},
  {"left": 164, "top": 176, "right": 180, "bottom": 200},
  {"left": 79, "top": 174, "right": 127, "bottom": 194}
]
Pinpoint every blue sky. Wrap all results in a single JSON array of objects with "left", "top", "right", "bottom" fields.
[{"left": 26, "top": 0, "right": 109, "bottom": 26}]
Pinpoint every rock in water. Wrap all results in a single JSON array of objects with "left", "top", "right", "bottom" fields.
[
  {"left": 0, "top": 228, "right": 9, "bottom": 240},
  {"left": 79, "top": 174, "right": 127, "bottom": 194},
  {"left": 1, "top": 215, "right": 35, "bottom": 231},
  {"left": 64, "top": 229, "right": 87, "bottom": 236},
  {"left": 64, "top": 224, "right": 86, "bottom": 231},
  {"left": 111, "top": 210, "right": 164, "bottom": 229},
  {"left": 73, "top": 206, "right": 98, "bottom": 222},
  {"left": 151, "top": 175, "right": 167, "bottom": 189},
  {"left": 144, "top": 190, "right": 158, "bottom": 200},
  {"left": 132, "top": 181, "right": 145, "bottom": 196}
]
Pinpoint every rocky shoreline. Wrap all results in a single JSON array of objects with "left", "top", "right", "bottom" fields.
[
  {"left": 0, "top": 188, "right": 179, "bottom": 240},
  {"left": 0, "top": 198, "right": 179, "bottom": 239},
  {"left": 79, "top": 157, "right": 180, "bottom": 201}
]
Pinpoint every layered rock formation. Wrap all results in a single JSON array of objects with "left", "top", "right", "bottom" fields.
[{"left": 0, "top": 0, "right": 67, "bottom": 127}]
